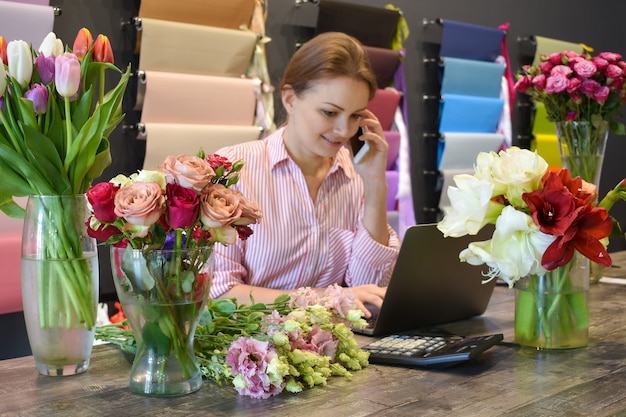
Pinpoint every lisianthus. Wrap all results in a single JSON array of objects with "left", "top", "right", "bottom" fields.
[
  {"left": 514, "top": 50, "right": 626, "bottom": 134},
  {"left": 96, "top": 285, "right": 370, "bottom": 399},
  {"left": 438, "top": 146, "right": 626, "bottom": 287},
  {"left": 86, "top": 149, "right": 262, "bottom": 250}
]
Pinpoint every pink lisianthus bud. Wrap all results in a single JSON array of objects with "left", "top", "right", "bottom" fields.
[
  {"left": 605, "top": 64, "right": 623, "bottom": 79},
  {"left": 566, "top": 77, "right": 581, "bottom": 93},
  {"left": 72, "top": 28, "right": 93, "bottom": 60},
  {"left": 34, "top": 54, "right": 55, "bottom": 84},
  {"left": 547, "top": 52, "right": 563, "bottom": 65},
  {"left": 513, "top": 75, "right": 532, "bottom": 93},
  {"left": 539, "top": 60, "right": 553, "bottom": 74},
  {"left": 54, "top": 52, "right": 81, "bottom": 98},
  {"left": 7, "top": 40, "right": 33, "bottom": 87},
  {"left": 580, "top": 79, "right": 601, "bottom": 97},
  {"left": 93, "top": 34, "right": 114, "bottom": 64},
  {"left": 24, "top": 83, "right": 49, "bottom": 114},
  {"left": 592, "top": 56, "right": 609, "bottom": 71},
  {"left": 599, "top": 52, "right": 622, "bottom": 62},
  {"left": 0, "top": 36, "right": 7, "bottom": 65},
  {"left": 565, "top": 112, "right": 578, "bottom": 121},
  {"left": 593, "top": 85, "right": 610, "bottom": 102}
]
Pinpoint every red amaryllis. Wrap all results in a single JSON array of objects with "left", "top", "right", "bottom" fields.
[
  {"left": 523, "top": 171, "right": 578, "bottom": 236},
  {"left": 165, "top": 183, "right": 200, "bottom": 229},
  {"left": 542, "top": 206, "right": 613, "bottom": 269}
]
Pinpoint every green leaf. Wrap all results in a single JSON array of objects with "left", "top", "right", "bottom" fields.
[
  {"left": 141, "top": 321, "right": 172, "bottom": 356},
  {"left": 71, "top": 86, "right": 95, "bottom": 131},
  {"left": 0, "top": 192, "right": 25, "bottom": 218},
  {"left": 22, "top": 125, "right": 71, "bottom": 194},
  {"left": 120, "top": 246, "right": 155, "bottom": 291},
  {"left": 181, "top": 270, "right": 195, "bottom": 293},
  {"left": 16, "top": 97, "right": 38, "bottom": 130},
  {"left": 0, "top": 141, "right": 53, "bottom": 195},
  {"left": 0, "top": 162, "right": 34, "bottom": 197}
]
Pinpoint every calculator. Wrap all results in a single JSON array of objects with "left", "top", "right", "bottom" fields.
[{"left": 361, "top": 332, "right": 503, "bottom": 368}]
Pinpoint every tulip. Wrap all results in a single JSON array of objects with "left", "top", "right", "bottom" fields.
[
  {"left": 34, "top": 54, "right": 55, "bottom": 85},
  {"left": 0, "top": 61, "right": 6, "bottom": 97},
  {"left": 38, "top": 32, "right": 64, "bottom": 57},
  {"left": 54, "top": 52, "right": 80, "bottom": 98},
  {"left": 24, "top": 83, "right": 49, "bottom": 114},
  {"left": 72, "top": 28, "right": 93, "bottom": 60},
  {"left": 0, "top": 36, "right": 7, "bottom": 65},
  {"left": 7, "top": 40, "right": 33, "bottom": 88},
  {"left": 93, "top": 34, "right": 114, "bottom": 64}
]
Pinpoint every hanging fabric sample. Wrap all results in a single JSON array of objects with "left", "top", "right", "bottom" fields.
[
  {"left": 531, "top": 102, "right": 560, "bottom": 168},
  {"left": 138, "top": 0, "right": 256, "bottom": 29},
  {"left": 363, "top": 46, "right": 402, "bottom": 88},
  {"left": 532, "top": 36, "right": 585, "bottom": 65},
  {"left": 141, "top": 124, "right": 261, "bottom": 170},
  {"left": 315, "top": 0, "right": 401, "bottom": 48},
  {"left": 0, "top": 1, "right": 54, "bottom": 46},
  {"left": 439, "top": 57, "right": 505, "bottom": 98},
  {"left": 439, "top": 20, "right": 505, "bottom": 62},
  {"left": 139, "top": 71, "right": 257, "bottom": 125},
  {"left": 367, "top": 89, "right": 403, "bottom": 131},
  {"left": 438, "top": 132, "right": 505, "bottom": 170},
  {"left": 384, "top": 131, "right": 401, "bottom": 170},
  {"left": 138, "top": 18, "right": 257, "bottom": 77},
  {"left": 438, "top": 94, "right": 504, "bottom": 133}
]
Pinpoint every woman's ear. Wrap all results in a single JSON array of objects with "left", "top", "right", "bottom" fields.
[{"left": 281, "top": 85, "right": 296, "bottom": 115}]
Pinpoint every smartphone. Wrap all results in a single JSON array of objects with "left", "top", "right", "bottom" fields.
[{"left": 350, "top": 127, "right": 369, "bottom": 164}]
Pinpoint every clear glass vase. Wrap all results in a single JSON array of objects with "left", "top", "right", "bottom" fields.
[
  {"left": 110, "top": 245, "right": 213, "bottom": 396},
  {"left": 21, "top": 194, "right": 99, "bottom": 376},
  {"left": 514, "top": 251, "right": 589, "bottom": 349}
]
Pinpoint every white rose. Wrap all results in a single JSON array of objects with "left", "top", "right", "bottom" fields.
[
  {"left": 460, "top": 206, "right": 555, "bottom": 286},
  {"left": 437, "top": 174, "right": 503, "bottom": 237}
]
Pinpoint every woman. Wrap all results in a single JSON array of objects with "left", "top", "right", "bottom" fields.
[{"left": 209, "top": 32, "right": 401, "bottom": 317}]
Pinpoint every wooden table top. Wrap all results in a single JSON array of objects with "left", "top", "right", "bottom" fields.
[{"left": 3, "top": 279, "right": 626, "bottom": 417}]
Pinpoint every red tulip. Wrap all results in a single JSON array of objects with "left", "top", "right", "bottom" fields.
[
  {"left": 72, "top": 27, "right": 93, "bottom": 60},
  {"left": 0, "top": 36, "right": 7, "bottom": 66},
  {"left": 93, "top": 34, "right": 114, "bottom": 64}
]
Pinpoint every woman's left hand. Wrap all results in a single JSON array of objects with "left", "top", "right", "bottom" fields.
[{"left": 353, "top": 110, "right": 389, "bottom": 180}]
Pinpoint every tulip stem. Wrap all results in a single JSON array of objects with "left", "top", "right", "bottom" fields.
[
  {"left": 99, "top": 67, "right": 105, "bottom": 105},
  {"left": 63, "top": 96, "right": 72, "bottom": 171},
  {"left": 0, "top": 110, "right": 26, "bottom": 159}
]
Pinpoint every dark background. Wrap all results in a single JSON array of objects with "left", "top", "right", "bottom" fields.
[{"left": 2, "top": 0, "right": 625, "bottom": 359}]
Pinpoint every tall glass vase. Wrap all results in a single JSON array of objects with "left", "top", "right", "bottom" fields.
[
  {"left": 514, "top": 251, "right": 589, "bottom": 349},
  {"left": 21, "top": 194, "right": 99, "bottom": 376},
  {"left": 110, "top": 245, "right": 213, "bottom": 396},
  {"left": 555, "top": 120, "right": 610, "bottom": 284}
]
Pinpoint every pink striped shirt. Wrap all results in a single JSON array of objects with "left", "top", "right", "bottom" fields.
[{"left": 209, "top": 128, "right": 401, "bottom": 298}]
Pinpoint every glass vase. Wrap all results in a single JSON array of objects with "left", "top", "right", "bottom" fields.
[
  {"left": 110, "top": 245, "right": 213, "bottom": 396},
  {"left": 555, "top": 120, "right": 609, "bottom": 284},
  {"left": 21, "top": 194, "right": 99, "bottom": 376},
  {"left": 514, "top": 251, "right": 589, "bottom": 349}
]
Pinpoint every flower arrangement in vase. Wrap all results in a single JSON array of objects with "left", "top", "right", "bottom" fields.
[
  {"left": 437, "top": 147, "right": 626, "bottom": 349},
  {"left": 0, "top": 29, "right": 130, "bottom": 375}
]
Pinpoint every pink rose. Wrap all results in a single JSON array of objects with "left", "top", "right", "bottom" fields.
[
  {"left": 532, "top": 74, "right": 546, "bottom": 90},
  {"left": 539, "top": 60, "right": 553, "bottom": 74},
  {"left": 199, "top": 184, "right": 243, "bottom": 228},
  {"left": 547, "top": 52, "right": 563, "bottom": 65},
  {"left": 86, "top": 182, "right": 119, "bottom": 222},
  {"left": 85, "top": 217, "right": 122, "bottom": 242},
  {"left": 545, "top": 73, "right": 568, "bottom": 93},
  {"left": 598, "top": 52, "right": 622, "bottom": 62},
  {"left": 593, "top": 85, "right": 610, "bottom": 102},
  {"left": 550, "top": 65, "right": 572, "bottom": 77},
  {"left": 114, "top": 181, "right": 165, "bottom": 227},
  {"left": 580, "top": 79, "right": 601, "bottom": 96},
  {"left": 159, "top": 154, "right": 214, "bottom": 192},
  {"left": 513, "top": 75, "right": 532, "bottom": 93},
  {"left": 592, "top": 56, "right": 608, "bottom": 71},
  {"left": 165, "top": 183, "right": 199, "bottom": 229},
  {"left": 566, "top": 77, "right": 581, "bottom": 93},
  {"left": 233, "top": 191, "right": 262, "bottom": 226},
  {"left": 605, "top": 64, "right": 623, "bottom": 79},
  {"left": 574, "top": 60, "right": 597, "bottom": 78}
]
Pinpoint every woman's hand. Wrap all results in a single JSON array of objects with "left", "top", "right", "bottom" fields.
[
  {"left": 353, "top": 110, "right": 389, "bottom": 180},
  {"left": 350, "top": 284, "right": 387, "bottom": 319}
]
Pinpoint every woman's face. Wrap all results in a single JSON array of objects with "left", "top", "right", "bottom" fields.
[{"left": 282, "top": 76, "right": 370, "bottom": 160}]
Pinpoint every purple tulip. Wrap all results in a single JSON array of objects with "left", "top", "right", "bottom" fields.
[
  {"left": 35, "top": 54, "right": 55, "bottom": 85},
  {"left": 24, "top": 83, "right": 49, "bottom": 114},
  {"left": 54, "top": 52, "right": 80, "bottom": 98}
]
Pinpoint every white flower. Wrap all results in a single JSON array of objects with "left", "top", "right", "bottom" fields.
[
  {"left": 7, "top": 40, "right": 33, "bottom": 87},
  {"left": 38, "top": 32, "right": 64, "bottom": 57},
  {"left": 459, "top": 206, "right": 556, "bottom": 286},
  {"left": 437, "top": 174, "right": 503, "bottom": 237},
  {"left": 484, "top": 147, "right": 548, "bottom": 208}
]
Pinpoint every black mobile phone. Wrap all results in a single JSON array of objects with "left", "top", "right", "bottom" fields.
[{"left": 349, "top": 127, "right": 368, "bottom": 163}]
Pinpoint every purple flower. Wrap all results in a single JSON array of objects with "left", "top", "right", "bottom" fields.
[
  {"left": 226, "top": 337, "right": 283, "bottom": 399},
  {"left": 34, "top": 54, "right": 55, "bottom": 84},
  {"left": 24, "top": 84, "right": 49, "bottom": 114}
]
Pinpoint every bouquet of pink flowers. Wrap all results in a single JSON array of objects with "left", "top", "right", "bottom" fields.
[{"left": 514, "top": 50, "right": 626, "bottom": 134}]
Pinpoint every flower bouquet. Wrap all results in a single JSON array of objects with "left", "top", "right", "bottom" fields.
[
  {"left": 0, "top": 29, "right": 130, "bottom": 375},
  {"left": 437, "top": 147, "right": 626, "bottom": 349},
  {"left": 514, "top": 50, "right": 626, "bottom": 185},
  {"left": 96, "top": 284, "right": 370, "bottom": 399},
  {"left": 86, "top": 151, "right": 262, "bottom": 396}
]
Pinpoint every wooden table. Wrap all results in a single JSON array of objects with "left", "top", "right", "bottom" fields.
[{"left": 3, "top": 281, "right": 626, "bottom": 417}]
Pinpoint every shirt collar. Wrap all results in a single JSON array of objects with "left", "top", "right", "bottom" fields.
[{"left": 268, "top": 127, "right": 357, "bottom": 180}]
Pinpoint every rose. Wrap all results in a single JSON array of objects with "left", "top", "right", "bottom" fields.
[
  {"left": 200, "top": 184, "right": 243, "bottom": 228},
  {"left": 165, "top": 183, "right": 199, "bottom": 229},
  {"left": 86, "top": 219, "right": 122, "bottom": 242},
  {"left": 114, "top": 181, "right": 165, "bottom": 231},
  {"left": 159, "top": 154, "right": 215, "bottom": 192},
  {"left": 233, "top": 191, "right": 262, "bottom": 225},
  {"left": 86, "top": 181, "right": 119, "bottom": 222}
]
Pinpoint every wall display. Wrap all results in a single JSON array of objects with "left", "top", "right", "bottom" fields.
[
  {"left": 138, "top": 0, "right": 256, "bottom": 29},
  {"left": 0, "top": 1, "right": 54, "bottom": 46},
  {"left": 439, "top": 57, "right": 505, "bottom": 98},
  {"left": 439, "top": 19, "right": 505, "bottom": 62}
]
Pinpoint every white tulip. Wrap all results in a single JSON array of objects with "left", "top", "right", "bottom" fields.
[
  {"left": 38, "top": 32, "right": 64, "bottom": 57},
  {"left": 7, "top": 40, "right": 33, "bottom": 87}
]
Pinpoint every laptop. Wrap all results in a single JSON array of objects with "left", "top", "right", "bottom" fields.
[{"left": 356, "top": 223, "right": 496, "bottom": 336}]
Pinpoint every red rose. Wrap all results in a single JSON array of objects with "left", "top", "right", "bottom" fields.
[
  {"left": 85, "top": 217, "right": 122, "bottom": 242},
  {"left": 165, "top": 183, "right": 200, "bottom": 229},
  {"left": 87, "top": 182, "right": 119, "bottom": 222}
]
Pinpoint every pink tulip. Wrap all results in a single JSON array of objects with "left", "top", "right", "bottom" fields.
[{"left": 54, "top": 52, "right": 81, "bottom": 98}]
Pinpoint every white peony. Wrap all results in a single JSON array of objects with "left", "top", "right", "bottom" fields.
[{"left": 459, "top": 206, "right": 556, "bottom": 286}]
